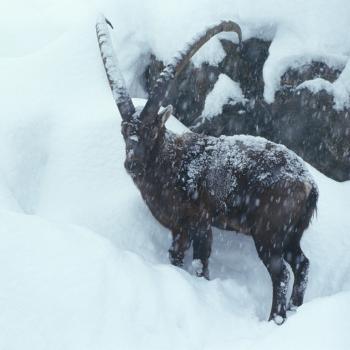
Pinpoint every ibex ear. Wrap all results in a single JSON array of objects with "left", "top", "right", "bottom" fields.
[{"left": 158, "top": 105, "right": 173, "bottom": 128}]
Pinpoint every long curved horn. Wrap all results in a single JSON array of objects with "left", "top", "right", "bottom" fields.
[
  {"left": 96, "top": 15, "right": 136, "bottom": 122},
  {"left": 140, "top": 21, "right": 242, "bottom": 123}
]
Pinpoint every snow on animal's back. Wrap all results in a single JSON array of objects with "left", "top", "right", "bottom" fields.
[
  {"left": 208, "top": 134, "right": 314, "bottom": 185},
  {"left": 182, "top": 132, "right": 316, "bottom": 202}
]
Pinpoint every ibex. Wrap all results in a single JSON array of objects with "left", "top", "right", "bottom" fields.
[{"left": 96, "top": 16, "right": 318, "bottom": 324}]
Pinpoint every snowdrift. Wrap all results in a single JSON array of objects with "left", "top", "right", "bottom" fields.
[{"left": 0, "top": 1, "right": 349, "bottom": 349}]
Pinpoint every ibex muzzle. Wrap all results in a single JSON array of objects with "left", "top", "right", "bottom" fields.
[{"left": 96, "top": 15, "right": 318, "bottom": 324}]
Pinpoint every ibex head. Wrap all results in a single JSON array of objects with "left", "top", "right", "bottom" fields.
[
  {"left": 96, "top": 15, "right": 242, "bottom": 177},
  {"left": 120, "top": 104, "right": 173, "bottom": 177}
]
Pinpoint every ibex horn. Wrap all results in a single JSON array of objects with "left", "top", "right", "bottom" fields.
[
  {"left": 96, "top": 15, "right": 136, "bottom": 122},
  {"left": 140, "top": 21, "right": 242, "bottom": 124}
]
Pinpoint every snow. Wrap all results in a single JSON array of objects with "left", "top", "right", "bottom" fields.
[
  {"left": 333, "top": 60, "right": 350, "bottom": 109},
  {"left": 0, "top": 1, "right": 349, "bottom": 349},
  {"left": 2, "top": 1, "right": 350, "bottom": 102},
  {"left": 201, "top": 74, "right": 246, "bottom": 120},
  {"left": 94, "top": 0, "right": 350, "bottom": 103},
  {"left": 297, "top": 78, "right": 335, "bottom": 96}
]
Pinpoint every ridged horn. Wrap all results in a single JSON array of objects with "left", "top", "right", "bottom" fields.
[
  {"left": 96, "top": 15, "right": 136, "bottom": 122},
  {"left": 139, "top": 21, "right": 242, "bottom": 124}
]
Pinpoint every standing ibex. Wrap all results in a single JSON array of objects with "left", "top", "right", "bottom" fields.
[{"left": 96, "top": 16, "right": 318, "bottom": 324}]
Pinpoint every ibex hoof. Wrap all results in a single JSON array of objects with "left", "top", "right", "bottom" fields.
[
  {"left": 197, "top": 270, "right": 210, "bottom": 280},
  {"left": 168, "top": 250, "right": 184, "bottom": 267},
  {"left": 269, "top": 314, "right": 286, "bottom": 325},
  {"left": 287, "top": 302, "right": 298, "bottom": 312},
  {"left": 192, "top": 259, "right": 210, "bottom": 280}
]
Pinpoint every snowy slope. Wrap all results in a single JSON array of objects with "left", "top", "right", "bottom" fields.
[{"left": 0, "top": 1, "right": 350, "bottom": 349}]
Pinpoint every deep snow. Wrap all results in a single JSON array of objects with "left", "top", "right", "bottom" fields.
[{"left": 0, "top": 1, "right": 350, "bottom": 349}]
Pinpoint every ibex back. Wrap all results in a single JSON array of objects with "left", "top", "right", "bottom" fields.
[{"left": 96, "top": 16, "right": 318, "bottom": 324}]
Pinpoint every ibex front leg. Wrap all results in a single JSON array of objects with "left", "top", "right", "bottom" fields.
[
  {"left": 169, "top": 228, "right": 191, "bottom": 268},
  {"left": 191, "top": 216, "right": 212, "bottom": 280}
]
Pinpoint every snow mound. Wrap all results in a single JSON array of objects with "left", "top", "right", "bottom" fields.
[
  {"left": 297, "top": 78, "right": 334, "bottom": 96},
  {"left": 201, "top": 74, "right": 246, "bottom": 120}
]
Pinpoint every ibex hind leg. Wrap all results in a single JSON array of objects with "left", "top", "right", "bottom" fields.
[
  {"left": 254, "top": 237, "right": 290, "bottom": 325},
  {"left": 284, "top": 188, "right": 316, "bottom": 310},
  {"left": 284, "top": 229, "right": 310, "bottom": 310}
]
